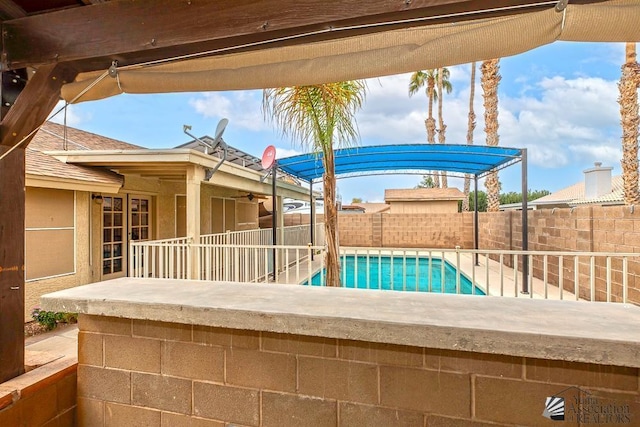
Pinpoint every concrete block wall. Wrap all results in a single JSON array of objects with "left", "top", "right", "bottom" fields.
[
  {"left": 75, "top": 315, "right": 640, "bottom": 426},
  {"left": 285, "top": 213, "right": 474, "bottom": 249},
  {"left": 479, "top": 206, "right": 640, "bottom": 303},
  {"left": 0, "top": 360, "right": 77, "bottom": 426}
]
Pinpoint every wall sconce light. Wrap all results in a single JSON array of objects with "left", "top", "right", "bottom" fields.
[
  {"left": 247, "top": 192, "right": 255, "bottom": 201},
  {"left": 91, "top": 194, "right": 103, "bottom": 204}
]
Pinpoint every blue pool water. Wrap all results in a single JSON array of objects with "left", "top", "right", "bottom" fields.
[{"left": 304, "top": 255, "right": 485, "bottom": 295}]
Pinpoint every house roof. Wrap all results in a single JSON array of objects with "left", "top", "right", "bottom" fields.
[
  {"left": 25, "top": 121, "right": 309, "bottom": 199},
  {"left": 26, "top": 122, "right": 130, "bottom": 191},
  {"left": 532, "top": 175, "right": 624, "bottom": 206},
  {"left": 33, "top": 122, "right": 144, "bottom": 151},
  {"left": 353, "top": 203, "right": 390, "bottom": 214},
  {"left": 385, "top": 188, "right": 465, "bottom": 202}
]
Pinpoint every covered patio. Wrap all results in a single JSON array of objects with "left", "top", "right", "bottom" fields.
[{"left": 1, "top": 1, "right": 640, "bottom": 426}]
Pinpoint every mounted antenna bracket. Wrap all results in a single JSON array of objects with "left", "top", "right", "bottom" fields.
[{"left": 183, "top": 118, "right": 229, "bottom": 181}]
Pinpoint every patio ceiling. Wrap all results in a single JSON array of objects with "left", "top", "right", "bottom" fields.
[{"left": 276, "top": 144, "right": 523, "bottom": 182}]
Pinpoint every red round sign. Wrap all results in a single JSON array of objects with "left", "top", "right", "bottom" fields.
[{"left": 261, "top": 145, "right": 276, "bottom": 169}]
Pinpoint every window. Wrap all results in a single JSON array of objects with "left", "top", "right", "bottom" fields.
[
  {"left": 102, "top": 196, "right": 124, "bottom": 275},
  {"left": 25, "top": 188, "right": 75, "bottom": 281}
]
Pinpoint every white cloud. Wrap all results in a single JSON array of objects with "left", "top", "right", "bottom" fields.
[
  {"left": 189, "top": 91, "right": 268, "bottom": 132},
  {"left": 500, "top": 76, "right": 621, "bottom": 168},
  {"left": 351, "top": 71, "right": 625, "bottom": 191},
  {"left": 275, "top": 147, "right": 303, "bottom": 158},
  {"left": 48, "top": 101, "right": 85, "bottom": 126}
]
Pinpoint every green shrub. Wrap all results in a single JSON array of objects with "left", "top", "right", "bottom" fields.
[{"left": 31, "top": 308, "right": 78, "bottom": 331}]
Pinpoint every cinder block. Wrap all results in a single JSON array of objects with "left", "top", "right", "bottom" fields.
[
  {"left": 19, "top": 384, "right": 58, "bottom": 427},
  {"left": 193, "top": 382, "right": 259, "bottom": 426},
  {"left": 525, "top": 358, "right": 638, "bottom": 392},
  {"left": 161, "top": 412, "right": 225, "bottom": 427},
  {"left": 104, "top": 335, "right": 161, "bottom": 373},
  {"left": 298, "top": 357, "right": 378, "bottom": 404},
  {"left": 133, "top": 320, "right": 192, "bottom": 342},
  {"left": 131, "top": 372, "right": 192, "bottom": 414},
  {"left": 475, "top": 376, "right": 578, "bottom": 425},
  {"left": 379, "top": 366, "right": 470, "bottom": 417},
  {"left": 77, "top": 397, "right": 104, "bottom": 427},
  {"left": 79, "top": 314, "right": 131, "bottom": 336},
  {"left": 262, "top": 392, "right": 337, "bottom": 427},
  {"left": 423, "top": 349, "right": 522, "bottom": 379},
  {"left": 339, "top": 402, "right": 424, "bottom": 427},
  {"left": 56, "top": 371, "right": 77, "bottom": 413},
  {"left": 78, "top": 332, "right": 103, "bottom": 367},
  {"left": 192, "top": 325, "right": 232, "bottom": 347},
  {"left": 338, "top": 340, "right": 423, "bottom": 367},
  {"left": 77, "top": 365, "right": 131, "bottom": 404},
  {"left": 226, "top": 348, "right": 297, "bottom": 392},
  {"left": 104, "top": 402, "right": 161, "bottom": 427},
  {"left": 162, "top": 341, "right": 224, "bottom": 381},
  {"left": 261, "top": 332, "right": 337, "bottom": 358}
]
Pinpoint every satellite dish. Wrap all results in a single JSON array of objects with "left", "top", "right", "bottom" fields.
[
  {"left": 212, "top": 118, "right": 229, "bottom": 145},
  {"left": 262, "top": 145, "right": 276, "bottom": 169}
]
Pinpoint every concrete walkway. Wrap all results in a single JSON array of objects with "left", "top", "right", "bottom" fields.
[{"left": 24, "top": 324, "right": 78, "bottom": 371}]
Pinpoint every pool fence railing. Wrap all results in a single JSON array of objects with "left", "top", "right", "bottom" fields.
[{"left": 130, "top": 234, "right": 639, "bottom": 303}]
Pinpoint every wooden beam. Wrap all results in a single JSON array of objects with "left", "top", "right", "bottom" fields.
[
  {"left": 0, "top": 0, "right": 26, "bottom": 20},
  {"left": 1, "top": 62, "right": 77, "bottom": 146},
  {"left": 1, "top": 0, "right": 558, "bottom": 72},
  {"left": 0, "top": 62, "right": 76, "bottom": 383},
  {"left": 0, "top": 144, "right": 25, "bottom": 383}
]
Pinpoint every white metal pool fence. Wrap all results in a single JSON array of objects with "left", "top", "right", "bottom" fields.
[
  {"left": 130, "top": 238, "right": 640, "bottom": 303},
  {"left": 129, "top": 224, "right": 325, "bottom": 281}
]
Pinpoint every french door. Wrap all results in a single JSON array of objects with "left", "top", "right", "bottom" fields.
[{"left": 102, "top": 194, "right": 152, "bottom": 279}]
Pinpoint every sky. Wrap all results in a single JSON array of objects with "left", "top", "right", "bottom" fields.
[{"left": 50, "top": 41, "right": 632, "bottom": 203}]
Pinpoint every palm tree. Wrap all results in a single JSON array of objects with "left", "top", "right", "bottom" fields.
[
  {"left": 462, "top": 62, "right": 477, "bottom": 211},
  {"left": 481, "top": 59, "right": 501, "bottom": 212},
  {"left": 409, "top": 69, "right": 451, "bottom": 187},
  {"left": 436, "top": 67, "right": 453, "bottom": 187},
  {"left": 263, "top": 82, "right": 366, "bottom": 287},
  {"left": 619, "top": 42, "right": 640, "bottom": 205}
]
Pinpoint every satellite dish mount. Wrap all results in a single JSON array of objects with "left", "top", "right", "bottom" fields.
[{"left": 183, "top": 118, "right": 229, "bottom": 181}]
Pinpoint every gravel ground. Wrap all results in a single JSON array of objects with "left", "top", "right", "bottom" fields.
[{"left": 24, "top": 321, "right": 53, "bottom": 337}]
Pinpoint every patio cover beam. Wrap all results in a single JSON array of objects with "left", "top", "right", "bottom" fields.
[
  {"left": 2, "top": 0, "right": 561, "bottom": 72},
  {"left": 0, "top": 63, "right": 77, "bottom": 384}
]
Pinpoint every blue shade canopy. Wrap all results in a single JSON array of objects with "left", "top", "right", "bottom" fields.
[{"left": 276, "top": 144, "right": 522, "bottom": 182}]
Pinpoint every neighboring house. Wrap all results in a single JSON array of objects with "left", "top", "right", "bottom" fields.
[
  {"left": 353, "top": 203, "right": 391, "bottom": 214},
  {"left": 384, "top": 188, "right": 465, "bottom": 214},
  {"left": 25, "top": 121, "right": 309, "bottom": 318},
  {"left": 531, "top": 163, "right": 623, "bottom": 209}
]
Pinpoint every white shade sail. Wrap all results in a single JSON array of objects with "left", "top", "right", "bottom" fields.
[{"left": 61, "top": 0, "right": 640, "bottom": 103}]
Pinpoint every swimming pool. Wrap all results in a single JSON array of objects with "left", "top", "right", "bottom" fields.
[{"left": 303, "top": 255, "right": 485, "bottom": 295}]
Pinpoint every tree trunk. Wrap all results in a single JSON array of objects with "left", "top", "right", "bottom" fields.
[
  {"left": 620, "top": 42, "right": 640, "bottom": 205},
  {"left": 481, "top": 59, "right": 501, "bottom": 212},
  {"left": 462, "top": 62, "right": 477, "bottom": 211},
  {"left": 437, "top": 68, "right": 448, "bottom": 188},
  {"left": 427, "top": 77, "right": 440, "bottom": 188},
  {"left": 323, "top": 148, "right": 341, "bottom": 286}
]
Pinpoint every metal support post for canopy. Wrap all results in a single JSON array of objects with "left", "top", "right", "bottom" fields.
[
  {"left": 271, "top": 162, "right": 277, "bottom": 279},
  {"left": 474, "top": 175, "right": 479, "bottom": 266},
  {"left": 521, "top": 148, "right": 529, "bottom": 294},
  {"left": 310, "top": 180, "right": 315, "bottom": 261}
]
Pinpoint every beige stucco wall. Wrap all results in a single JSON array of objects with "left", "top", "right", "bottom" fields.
[
  {"left": 388, "top": 200, "right": 459, "bottom": 214},
  {"left": 26, "top": 176, "right": 263, "bottom": 320},
  {"left": 25, "top": 190, "right": 93, "bottom": 319}
]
